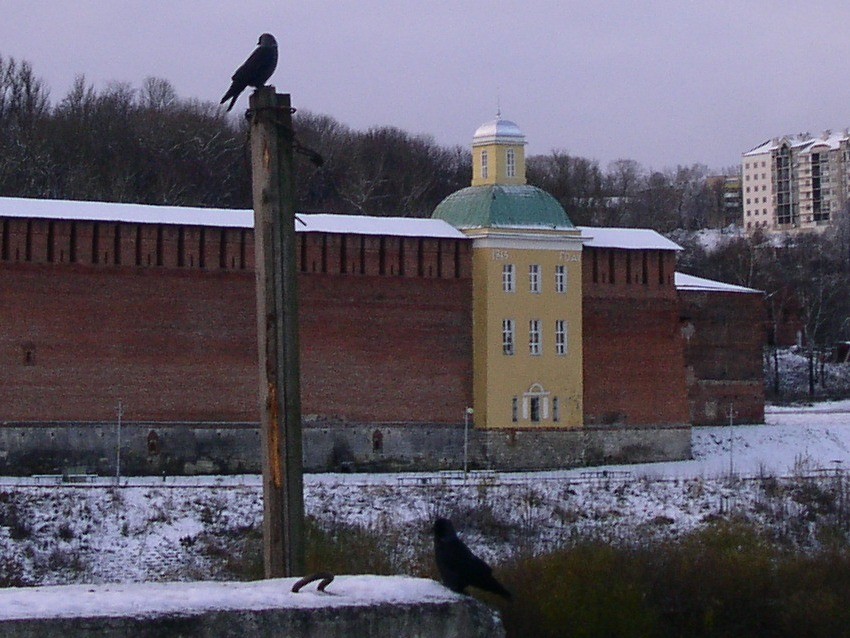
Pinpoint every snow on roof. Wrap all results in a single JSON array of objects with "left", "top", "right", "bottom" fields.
[
  {"left": 577, "top": 226, "right": 681, "bottom": 251},
  {"left": 0, "top": 197, "right": 465, "bottom": 239},
  {"left": 743, "top": 139, "right": 775, "bottom": 156},
  {"left": 797, "top": 134, "right": 844, "bottom": 153},
  {"left": 744, "top": 131, "right": 849, "bottom": 157},
  {"left": 472, "top": 117, "right": 526, "bottom": 146},
  {"left": 675, "top": 271, "right": 761, "bottom": 294},
  {"left": 743, "top": 135, "right": 811, "bottom": 156},
  {"left": 0, "top": 576, "right": 460, "bottom": 621}
]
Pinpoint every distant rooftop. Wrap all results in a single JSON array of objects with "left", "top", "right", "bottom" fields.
[
  {"left": 0, "top": 197, "right": 466, "bottom": 239},
  {"left": 744, "top": 130, "right": 849, "bottom": 157}
]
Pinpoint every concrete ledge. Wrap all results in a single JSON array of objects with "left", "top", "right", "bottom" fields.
[{"left": 0, "top": 576, "right": 505, "bottom": 637}]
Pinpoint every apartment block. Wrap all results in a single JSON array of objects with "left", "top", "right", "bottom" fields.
[{"left": 743, "top": 131, "right": 850, "bottom": 234}]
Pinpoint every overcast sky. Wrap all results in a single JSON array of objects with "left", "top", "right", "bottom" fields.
[{"left": 3, "top": 1, "right": 850, "bottom": 171}]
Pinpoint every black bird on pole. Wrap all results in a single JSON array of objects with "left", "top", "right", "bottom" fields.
[
  {"left": 220, "top": 33, "right": 278, "bottom": 112},
  {"left": 433, "top": 517, "right": 512, "bottom": 600}
]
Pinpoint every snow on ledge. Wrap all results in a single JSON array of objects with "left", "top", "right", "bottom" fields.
[
  {"left": 0, "top": 576, "right": 460, "bottom": 621},
  {"left": 675, "top": 271, "right": 762, "bottom": 294}
]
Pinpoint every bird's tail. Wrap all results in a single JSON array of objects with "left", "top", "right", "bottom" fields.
[
  {"left": 486, "top": 577, "right": 512, "bottom": 601},
  {"left": 220, "top": 89, "right": 238, "bottom": 112}
]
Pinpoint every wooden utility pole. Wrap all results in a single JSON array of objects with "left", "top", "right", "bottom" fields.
[{"left": 249, "top": 87, "right": 305, "bottom": 578}]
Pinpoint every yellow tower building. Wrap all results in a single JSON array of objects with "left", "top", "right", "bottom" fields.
[{"left": 433, "top": 117, "right": 584, "bottom": 429}]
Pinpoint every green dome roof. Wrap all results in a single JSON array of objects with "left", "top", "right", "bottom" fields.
[{"left": 432, "top": 184, "right": 574, "bottom": 230}]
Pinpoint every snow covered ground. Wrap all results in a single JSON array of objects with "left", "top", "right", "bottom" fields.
[
  {"left": 767, "top": 348, "right": 850, "bottom": 399},
  {"left": 575, "top": 399, "right": 850, "bottom": 480},
  {"left": 2, "top": 401, "right": 850, "bottom": 588}
]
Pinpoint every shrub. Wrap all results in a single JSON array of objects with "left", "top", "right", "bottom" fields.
[
  {"left": 500, "top": 544, "right": 657, "bottom": 638},
  {"left": 0, "top": 552, "right": 30, "bottom": 587},
  {"left": 57, "top": 522, "right": 74, "bottom": 541},
  {"left": 1, "top": 503, "right": 33, "bottom": 540},
  {"left": 498, "top": 521, "right": 850, "bottom": 638},
  {"left": 222, "top": 516, "right": 402, "bottom": 582}
]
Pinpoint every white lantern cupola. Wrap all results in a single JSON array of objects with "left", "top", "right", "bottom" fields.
[{"left": 471, "top": 114, "right": 527, "bottom": 187}]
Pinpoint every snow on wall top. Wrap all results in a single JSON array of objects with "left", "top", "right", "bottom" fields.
[
  {"left": 0, "top": 197, "right": 703, "bottom": 249},
  {"left": 675, "top": 271, "right": 761, "bottom": 294},
  {"left": 0, "top": 196, "right": 253, "bottom": 228},
  {"left": 577, "top": 226, "right": 682, "bottom": 251},
  {"left": 296, "top": 213, "right": 465, "bottom": 238},
  {"left": 0, "top": 197, "right": 466, "bottom": 239}
]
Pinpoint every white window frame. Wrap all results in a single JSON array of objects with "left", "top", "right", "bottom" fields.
[
  {"left": 529, "top": 265, "right": 541, "bottom": 293},
  {"left": 502, "top": 319, "right": 515, "bottom": 355},
  {"left": 502, "top": 264, "right": 515, "bottom": 292},
  {"left": 555, "top": 320, "right": 567, "bottom": 355},
  {"left": 481, "top": 150, "right": 489, "bottom": 179},
  {"left": 555, "top": 265, "right": 567, "bottom": 293},
  {"left": 506, "top": 148, "right": 516, "bottom": 178},
  {"left": 529, "top": 319, "right": 541, "bottom": 355}
]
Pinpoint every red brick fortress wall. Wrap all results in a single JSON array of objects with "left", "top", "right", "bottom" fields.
[
  {"left": 297, "top": 231, "right": 473, "bottom": 422},
  {"left": 582, "top": 247, "right": 690, "bottom": 426},
  {"left": 0, "top": 217, "right": 473, "bottom": 424},
  {"left": 679, "top": 289, "right": 766, "bottom": 425},
  {"left": 299, "top": 274, "right": 472, "bottom": 422},
  {"left": 0, "top": 262, "right": 259, "bottom": 422}
]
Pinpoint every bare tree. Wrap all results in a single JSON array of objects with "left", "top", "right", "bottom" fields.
[
  {"left": 0, "top": 55, "right": 51, "bottom": 197},
  {"left": 526, "top": 150, "right": 604, "bottom": 226},
  {"left": 140, "top": 76, "right": 178, "bottom": 111}
]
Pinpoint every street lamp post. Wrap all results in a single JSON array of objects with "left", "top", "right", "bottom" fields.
[
  {"left": 463, "top": 407, "right": 474, "bottom": 475},
  {"left": 116, "top": 400, "right": 123, "bottom": 486},
  {"left": 728, "top": 403, "right": 736, "bottom": 477}
]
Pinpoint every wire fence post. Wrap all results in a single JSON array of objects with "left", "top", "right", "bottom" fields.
[{"left": 115, "top": 400, "right": 123, "bottom": 486}]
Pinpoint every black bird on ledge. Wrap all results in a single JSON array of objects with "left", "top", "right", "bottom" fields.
[
  {"left": 221, "top": 33, "right": 278, "bottom": 112},
  {"left": 433, "top": 517, "right": 512, "bottom": 600}
]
